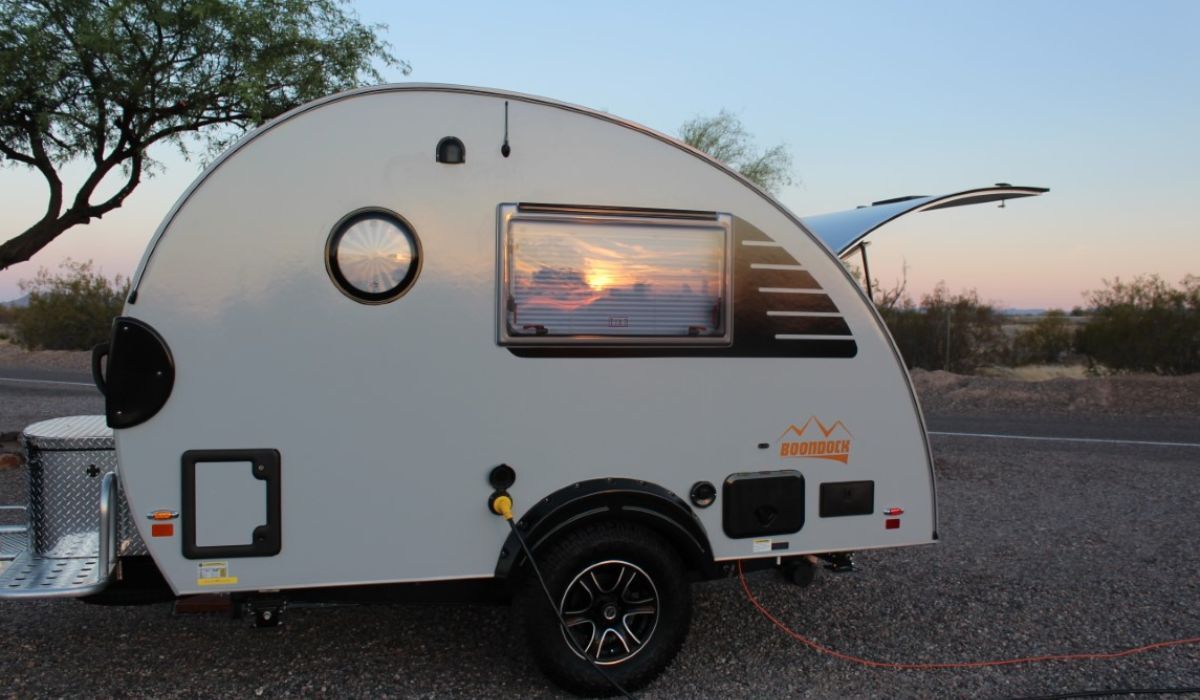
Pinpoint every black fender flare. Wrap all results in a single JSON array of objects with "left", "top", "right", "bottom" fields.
[{"left": 494, "top": 478, "right": 717, "bottom": 581}]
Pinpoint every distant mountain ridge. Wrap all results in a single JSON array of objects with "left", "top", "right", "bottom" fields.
[{"left": 0, "top": 294, "right": 29, "bottom": 308}]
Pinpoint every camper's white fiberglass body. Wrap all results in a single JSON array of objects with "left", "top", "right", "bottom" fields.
[{"left": 0, "top": 84, "right": 1046, "bottom": 695}]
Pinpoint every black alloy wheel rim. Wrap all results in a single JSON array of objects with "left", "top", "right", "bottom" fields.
[{"left": 558, "top": 559, "right": 660, "bottom": 665}]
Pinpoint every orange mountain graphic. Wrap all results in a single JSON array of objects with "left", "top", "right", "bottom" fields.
[
  {"left": 777, "top": 417, "right": 853, "bottom": 464},
  {"left": 778, "top": 417, "right": 853, "bottom": 441}
]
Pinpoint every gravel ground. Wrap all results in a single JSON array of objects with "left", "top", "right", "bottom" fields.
[{"left": 1, "top": 367, "right": 1198, "bottom": 698}]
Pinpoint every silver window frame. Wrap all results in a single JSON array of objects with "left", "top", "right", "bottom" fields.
[{"left": 497, "top": 204, "right": 733, "bottom": 347}]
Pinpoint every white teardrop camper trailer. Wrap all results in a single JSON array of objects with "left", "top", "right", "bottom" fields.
[{"left": 0, "top": 84, "right": 1045, "bottom": 696}]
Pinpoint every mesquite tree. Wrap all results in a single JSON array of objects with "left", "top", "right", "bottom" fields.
[
  {"left": 679, "top": 109, "right": 795, "bottom": 195},
  {"left": 0, "top": 0, "right": 406, "bottom": 269}
]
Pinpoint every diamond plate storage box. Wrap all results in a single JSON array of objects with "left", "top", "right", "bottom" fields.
[{"left": 22, "top": 415, "right": 146, "bottom": 558}]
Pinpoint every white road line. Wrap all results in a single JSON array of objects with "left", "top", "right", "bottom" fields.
[
  {"left": 0, "top": 376, "right": 94, "bottom": 388},
  {"left": 929, "top": 430, "right": 1200, "bottom": 449}
]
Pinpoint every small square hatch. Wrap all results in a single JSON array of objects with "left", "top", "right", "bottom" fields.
[{"left": 182, "top": 449, "right": 281, "bottom": 559}]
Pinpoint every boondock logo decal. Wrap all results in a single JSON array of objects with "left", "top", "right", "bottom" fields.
[{"left": 778, "top": 417, "right": 853, "bottom": 464}]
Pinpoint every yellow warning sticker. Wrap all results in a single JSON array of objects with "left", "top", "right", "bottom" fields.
[
  {"left": 196, "top": 561, "right": 237, "bottom": 586},
  {"left": 752, "top": 539, "right": 772, "bottom": 553}
]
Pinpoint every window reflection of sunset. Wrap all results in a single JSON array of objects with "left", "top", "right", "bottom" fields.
[
  {"left": 585, "top": 268, "right": 614, "bottom": 290},
  {"left": 507, "top": 220, "right": 725, "bottom": 337},
  {"left": 511, "top": 235, "right": 721, "bottom": 311}
]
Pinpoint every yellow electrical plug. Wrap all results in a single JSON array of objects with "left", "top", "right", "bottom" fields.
[{"left": 491, "top": 492, "right": 514, "bottom": 520}]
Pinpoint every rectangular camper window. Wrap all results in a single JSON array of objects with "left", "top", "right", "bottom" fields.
[{"left": 499, "top": 204, "right": 731, "bottom": 345}]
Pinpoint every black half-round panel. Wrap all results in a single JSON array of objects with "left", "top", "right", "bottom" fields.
[{"left": 105, "top": 317, "right": 175, "bottom": 429}]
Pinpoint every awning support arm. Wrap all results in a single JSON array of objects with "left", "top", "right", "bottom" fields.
[{"left": 856, "top": 242, "right": 873, "bottom": 304}]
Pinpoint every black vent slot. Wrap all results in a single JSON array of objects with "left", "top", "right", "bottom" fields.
[
  {"left": 722, "top": 470, "right": 805, "bottom": 538},
  {"left": 819, "top": 481, "right": 874, "bottom": 517},
  {"left": 96, "top": 317, "right": 175, "bottom": 429}
]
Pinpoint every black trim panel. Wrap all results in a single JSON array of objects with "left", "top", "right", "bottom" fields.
[
  {"left": 750, "top": 268, "right": 822, "bottom": 289},
  {"left": 511, "top": 340, "right": 859, "bottom": 362},
  {"left": 819, "top": 480, "right": 875, "bottom": 518},
  {"left": 182, "top": 449, "right": 282, "bottom": 559},
  {"left": 518, "top": 202, "right": 717, "bottom": 220},
  {"left": 770, "top": 316, "right": 853, "bottom": 336},
  {"left": 722, "top": 470, "right": 805, "bottom": 538},
  {"left": 103, "top": 317, "right": 175, "bottom": 429},
  {"left": 494, "top": 477, "right": 715, "bottom": 580},
  {"left": 762, "top": 292, "right": 840, "bottom": 313},
  {"left": 739, "top": 245, "right": 804, "bottom": 266}
]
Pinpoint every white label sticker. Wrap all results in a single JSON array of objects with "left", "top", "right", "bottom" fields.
[
  {"left": 197, "top": 561, "right": 238, "bottom": 586},
  {"left": 198, "top": 561, "right": 227, "bottom": 579},
  {"left": 752, "top": 538, "right": 772, "bottom": 553}
]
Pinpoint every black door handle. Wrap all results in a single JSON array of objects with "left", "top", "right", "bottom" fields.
[{"left": 91, "top": 342, "right": 110, "bottom": 396}]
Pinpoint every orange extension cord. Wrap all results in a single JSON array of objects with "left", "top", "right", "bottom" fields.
[{"left": 736, "top": 561, "right": 1200, "bottom": 670}]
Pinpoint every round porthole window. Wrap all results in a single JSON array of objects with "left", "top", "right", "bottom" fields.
[{"left": 326, "top": 209, "right": 421, "bottom": 303}]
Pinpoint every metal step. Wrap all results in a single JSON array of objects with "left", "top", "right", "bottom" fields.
[
  {"left": 0, "top": 529, "right": 27, "bottom": 561},
  {"left": 0, "top": 473, "right": 117, "bottom": 599},
  {"left": 0, "top": 549, "right": 109, "bottom": 598},
  {"left": 1, "top": 505, "right": 30, "bottom": 565}
]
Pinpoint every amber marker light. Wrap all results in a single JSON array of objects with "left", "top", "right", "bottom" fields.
[{"left": 147, "top": 510, "right": 179, "bottom": 520}]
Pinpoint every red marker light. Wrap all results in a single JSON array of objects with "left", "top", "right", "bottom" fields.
[
  {"left": 883, "top": 507, "right": 904, "bottom": 516},
  {"left": 151, "top": 523, "right": 174, "bottom": 537},
  {"left": 885, "top": 519, "right": 900, "bottom": 530}
]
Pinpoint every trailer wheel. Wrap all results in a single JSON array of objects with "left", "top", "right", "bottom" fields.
[{"left": 516, "top": 521, "right": 691, "bottom": 696}]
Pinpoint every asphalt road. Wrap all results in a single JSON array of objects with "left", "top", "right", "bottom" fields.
[
  {"left": 1, "top": 374, "right": 1198, "bottom": 699},
  {"left": 0, "top": 369, "right": 101, "bottom": 439}
]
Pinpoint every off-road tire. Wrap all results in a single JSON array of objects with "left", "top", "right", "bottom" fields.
[{"left": 515, "top": 521, "right": 692, "bottom": 697}]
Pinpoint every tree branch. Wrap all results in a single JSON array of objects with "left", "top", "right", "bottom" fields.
[
  {"left": 0, "top": 142, "right": 38, "bottom": 167},
  {"left": 26, "top": 126, "right": 65, "bottom": 223},
  {"left": 76, "top": 147, "right": 143, "bottom": 220}
]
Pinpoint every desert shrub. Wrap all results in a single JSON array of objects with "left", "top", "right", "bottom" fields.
[
  {"left": 878, "top": 283, "right": 1006, "bottom": 373},
  {"left": 1011, "top": 309, "right": 1074, "bottom": 365},
  {"left": 1075, "top": 275, "right": 1199, "bottom": 375},
  {"left": 13, "top": 259, "right": 128, "bottom": 350}
]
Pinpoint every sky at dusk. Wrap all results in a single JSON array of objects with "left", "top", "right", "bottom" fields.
[{"left": 1, "top": 1, "right": 1196, "bottom": 309}]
